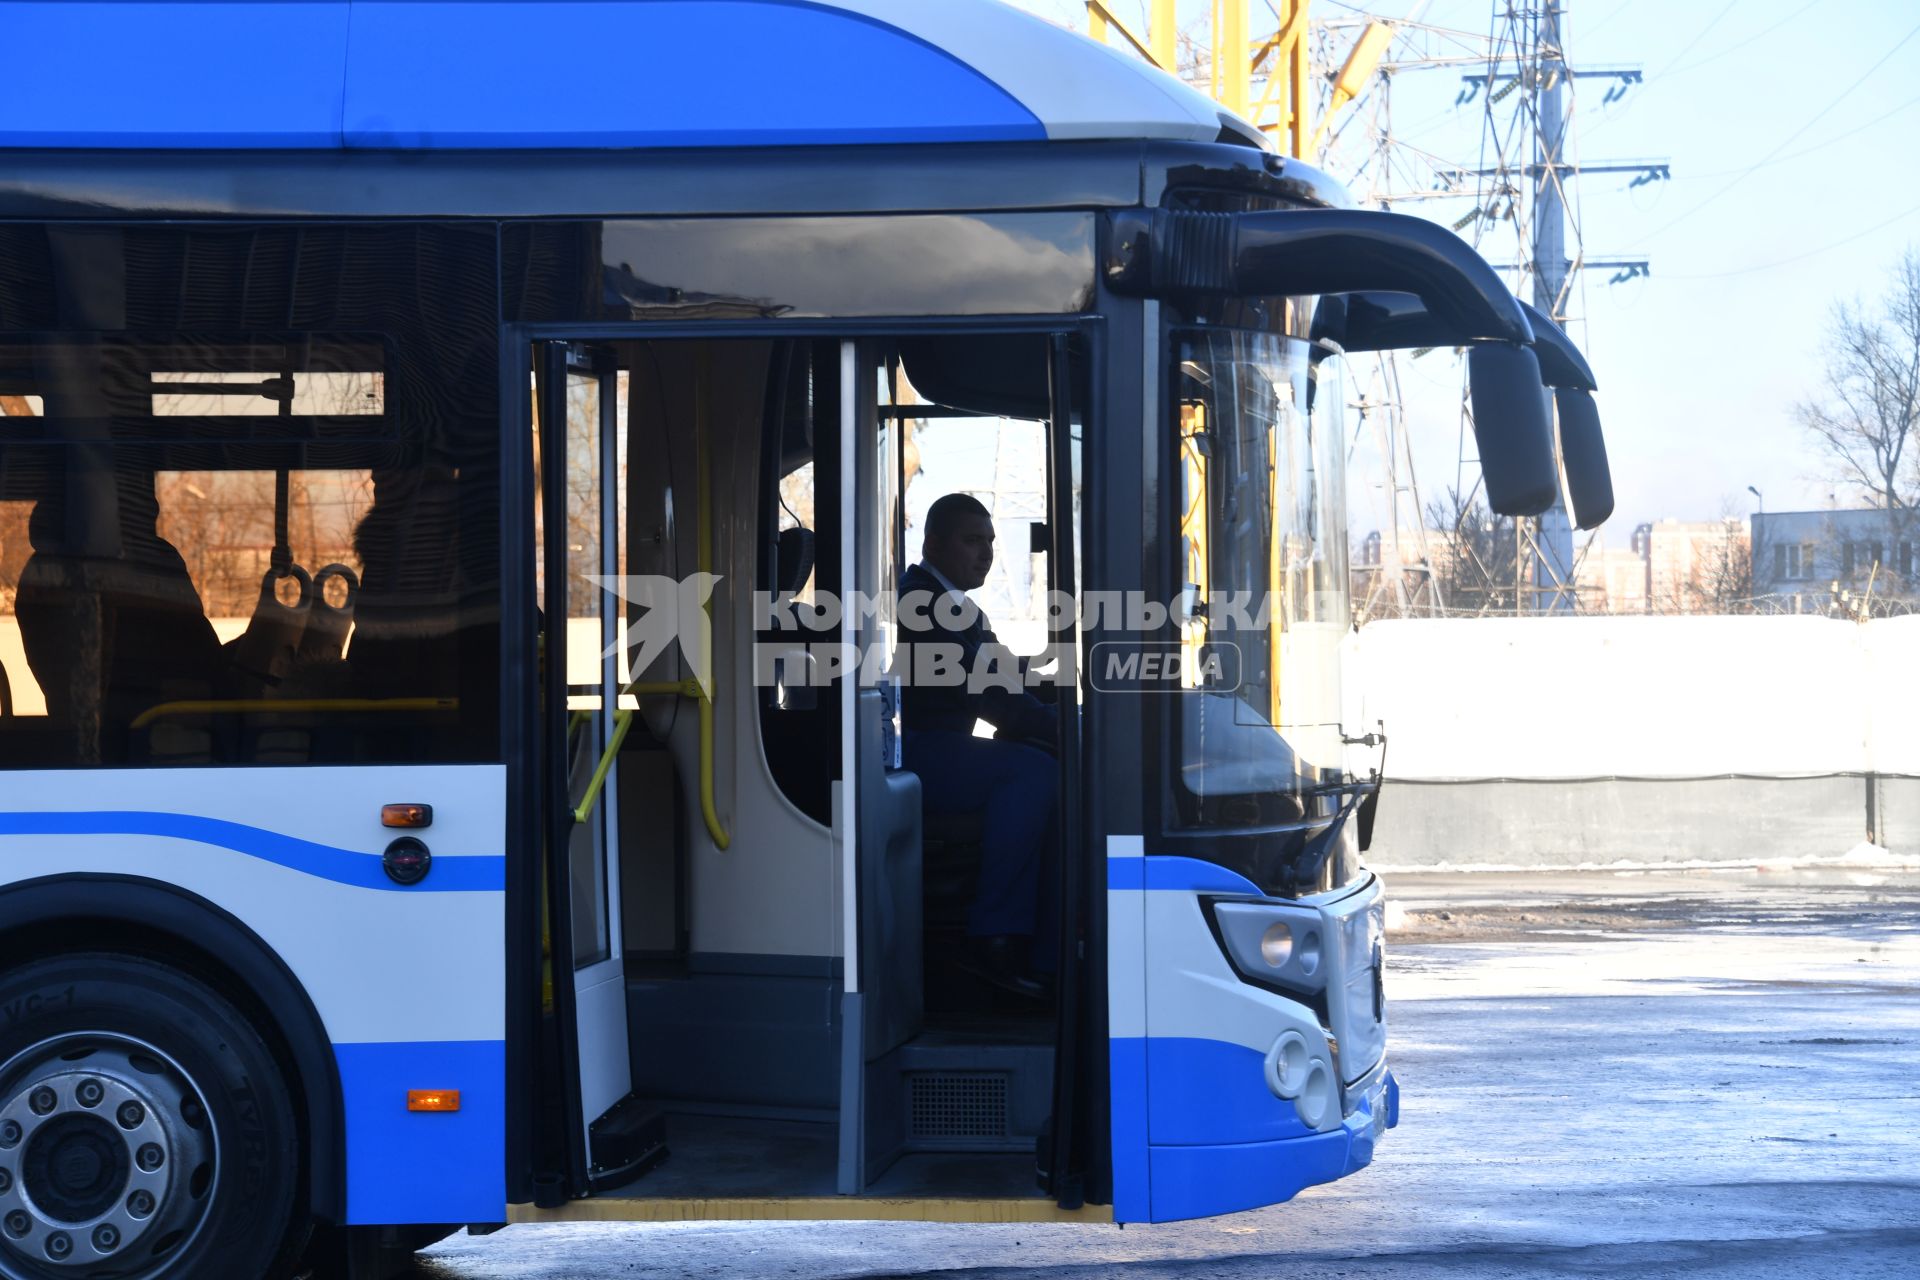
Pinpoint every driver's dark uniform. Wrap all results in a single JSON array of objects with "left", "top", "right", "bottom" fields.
[{"left": 896, "top": 562, "right": 1056, "bottom": 952}]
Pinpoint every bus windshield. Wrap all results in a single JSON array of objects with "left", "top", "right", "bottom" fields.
[{"left": 1173, "top": 328, "right": 1350, "bottom": 827}]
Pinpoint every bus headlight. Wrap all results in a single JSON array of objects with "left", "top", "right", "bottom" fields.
[
  {"left": 1259, "top": 922, "right": 1293, "bottom": 967},
  {"left": 1210, "top": 901, "right": 1326, "bottom": 991},
  {"left": 1263, "top": 1029, "right": 1339, "bottom": 1130}
]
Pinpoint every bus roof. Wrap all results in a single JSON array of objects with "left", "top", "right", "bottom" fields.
[{"left": 2, "top": 0, "right": 1259, "bottom": 152}]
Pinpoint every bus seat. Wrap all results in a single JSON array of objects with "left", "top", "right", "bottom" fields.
[
  {"left": 223, "top": 567, "right": 312, "bottom": 696},
  {"left": 14, "top": 479, "right": 226, "bottom": 764},
  {"left": 776, "top": 525, "right": 815, "bottom": 603},
  {"left": 334, "top": 468, "right": 468, "bottom": 757},
  {"left": 759, "top": 524, "right": 834, "bottom": 825}
]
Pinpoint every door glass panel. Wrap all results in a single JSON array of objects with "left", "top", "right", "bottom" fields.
[
  {"left": 561, "top": 367, "right": 611, "bottom": 968},
  {"left": 564, "top": 371, "right": 605, "bottom": 705},
  {"left": 902, "top": 413, "right": 1053, "bottom": 660},
  {"left": 872, "top": 361, "right": 901, "bottom": 666}
]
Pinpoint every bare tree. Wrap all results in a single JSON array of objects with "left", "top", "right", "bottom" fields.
[
  {"left": 1799, "top": 248, "right": 1920, "bottom": 510},
  {"left": 1424, "top": 487, "right": 1519, "bottom": 614},
  {"left": 1685, "top": 512, "right": 1752, "bottom": 615}
]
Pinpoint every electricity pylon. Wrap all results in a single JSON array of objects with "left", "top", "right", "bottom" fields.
[
  {"left": 1305, "top": 3, "right": 1659, "bottom": 615},
  {"left": 1087, "top": 1, "right": 1367, "bottom": 159}
]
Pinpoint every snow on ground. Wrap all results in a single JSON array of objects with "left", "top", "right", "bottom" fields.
[{"left": 405, "top": 869, "right": 1920, "bottom": 1280}]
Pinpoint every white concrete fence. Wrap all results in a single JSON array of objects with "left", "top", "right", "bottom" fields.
[
  {"left": 1346, "top": 616, "right": 1920, "bottom": 869},
  {"left": 8, "top": 611, "right": 1917, "bottom": 867}
]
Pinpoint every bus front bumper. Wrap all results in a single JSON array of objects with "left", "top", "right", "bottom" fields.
[
  {"left": 1343, "top": 1057, "right": 1400, "bottom": 1171},
  {"left": 1142, "top": 1061, "right": 1399, "bottom": 1222}
]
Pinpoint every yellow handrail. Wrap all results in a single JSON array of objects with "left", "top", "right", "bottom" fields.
[
  {"left": 693, "top": 348, "right": 729, "bottom": 849},
  {"left": 568, "top": 678, "right": 702, "bottom": 823},
  {"left": 131, "top": 696, "right": 456, "bottom": 730},
  {"left": 571, "top": 352, "right": 730, "bottom": 849},
  {"left": 572, "top": 709, "right": 635, "bottom": 824}
]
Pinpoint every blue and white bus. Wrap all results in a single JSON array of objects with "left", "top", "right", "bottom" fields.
[{"left": 0, "top": 2, "right": 1610, "bottom": 1276}]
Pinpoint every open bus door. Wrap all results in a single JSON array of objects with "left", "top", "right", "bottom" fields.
[
  {"left": 531, "top": 341, "right": 661, "bottom": 1195},
  {"left": 517, "top": 328, "right": 1102, "bottom": 1216}
]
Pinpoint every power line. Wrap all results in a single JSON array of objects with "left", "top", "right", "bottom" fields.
[
  {"left": 1581, "top": 0, "right": 1823, "bottom": 145},
  {"left": 1659, "top": 196, "right": 1920, "bottom": 280},
  {"left": 1579, "top": 0, "right": 1638, "bottom": 42},
  {"left": 1626, "top": 17, "right": 1920, "bottom": 247},
  {"left": 1665, "top": 0, "right": 1820, "bottom": 77},
  {"left": 1669, "top": 91, "right": 1920, "bottom": 182},
  {"left": 1652, "top": 0, "right": 1742, "bottom": 80}
]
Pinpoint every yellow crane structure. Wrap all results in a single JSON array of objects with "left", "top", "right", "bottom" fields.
[{"left": 1085, "top": 1, "right": 1390, "bottom": 163}]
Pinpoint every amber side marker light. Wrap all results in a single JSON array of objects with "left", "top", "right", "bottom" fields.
[
  {"left": 382, "top": 804, "right": 434, "bottom": 829},
  {"left": 407, "top": 1090, "right": 461, "bottom": 1113}
]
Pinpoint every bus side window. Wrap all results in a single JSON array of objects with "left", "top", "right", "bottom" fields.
[
  {"left": 0, "top": 222, "right": 503, "bottom": 769},
  {"left": 9, "top": 457, "right": 227, "bottom": 765}
]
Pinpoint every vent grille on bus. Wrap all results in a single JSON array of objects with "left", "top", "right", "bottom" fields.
[{"left": 908, "top": 1072, "right": 1008, "bottom": 1142}]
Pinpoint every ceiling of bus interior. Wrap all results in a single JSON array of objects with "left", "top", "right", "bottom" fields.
[{"left": 1, "top": 1, "right": 1255, "bottom": 151}]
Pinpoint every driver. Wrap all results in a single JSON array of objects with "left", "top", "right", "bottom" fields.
[{"left": 897, "top": 493, "right": 1056, "bottom": 1000}]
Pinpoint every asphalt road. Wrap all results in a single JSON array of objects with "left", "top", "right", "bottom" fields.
[{"left": 404, "top": 868, "right": 1920, "bottom": 1278}]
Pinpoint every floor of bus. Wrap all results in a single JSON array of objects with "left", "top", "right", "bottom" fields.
[
  {"left": 599, "top": 1017, "right": 1052, "bottom": 1202},
  {"left": 594, "top": 1113, "right": 1040, "bottom": 1200}
]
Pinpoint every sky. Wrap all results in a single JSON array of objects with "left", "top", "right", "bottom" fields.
[{"left": 1007, "top": 0, "right": 1920, "bottom": 539}]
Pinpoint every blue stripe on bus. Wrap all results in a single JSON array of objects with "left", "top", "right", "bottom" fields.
[
  {"left": 1146, "top": 1037, "right": 1314, "bottom": 1145},
  {"left": 342, "top": 1, "right": 1047, "bottom": 149},
  {"left": 0, "top": 2, "right": 1046, "bottom": 151},
  {"left": 1115, "top": 1034, "right": 1322, "bottom": 1222},
  {"left": 0, "top": 812, "right": 505, "bottom": 892},
  {"left": 1116, "top": 1035, "right": 1366, "bottom": 1222},
  {"left": 1109, "top": 1036, "right": 1151, "bottom": 1222},
  {"left": 1106, "top": 856, "right": 1262, "bottom": 896},
  {"left": 1145, "top": 1128, "right": 1355, "bottom": 1223},
  {"left": 0, "top": 3, "right": 352, "bottom": 148},
  {"left": 334, "top": 1039, "right": 506, "bottom": 1225}
]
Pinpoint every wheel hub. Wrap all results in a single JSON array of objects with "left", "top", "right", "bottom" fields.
[
  {"left": 0, "top": 1038, "right": 215, "bottom": 1276},
  {"left": 22, "top": 1115, "right": 129, "bottom": 1225}
]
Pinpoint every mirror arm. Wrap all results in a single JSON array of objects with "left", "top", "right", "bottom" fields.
[
  {"left": 1105, "top": 208, "right": 1534, "bottom": 346},
  {"left": 1515, "top": 301, "right": 1597, "bottom": 391},
  {"left": 1308, "top": 292, "right": 1599, "bottom": 398},
  {"left": 1310, "top": 289, "right": 1464, "bottom": 353}
]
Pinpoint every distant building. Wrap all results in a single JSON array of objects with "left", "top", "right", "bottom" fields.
[
  {"left": 1561, "top": 518, "right": 1747, "bottom": 615},
  {"left": 1351, "top": 529, "right": 1462, "bottom": 616},
  {"left": 1642, "top": 517, "right": 1749, "bottom": 614},
  {"left": 1574, "top": 542, "right": 1648, "bottom": 614},
  {"left": 1359, "top": 513, "right": 1775, "bottom": 616},
  {"left": 1356, "top": 530, "right": 1382, "bottom": 571},
  {"left": 1750, "top": 508, "right": 1920, "bottom": 613}
]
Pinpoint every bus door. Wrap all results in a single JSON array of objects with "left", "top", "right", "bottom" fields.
[
  {"left": 853, "top": 335, "right": 1090, "bottom": 1202},
  {"left": 532, "top": 342, "right": 647, "bottom": 1190}
]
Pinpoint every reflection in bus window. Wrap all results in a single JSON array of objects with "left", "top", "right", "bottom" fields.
[
  {"left": 1173, "top": 328, "right": 1349, "bottom": 827},
  {"left": 155, "top": 470, "right": 373, "bottom": 633},
  {"left": 151, "top": 370, "right": 384, "bottom": 417},
  {"left": 0, "top": 222, "right": 502, "bottom": 768}
]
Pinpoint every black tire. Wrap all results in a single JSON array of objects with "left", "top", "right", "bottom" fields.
[{"left": 0, "top": 954, "right": 305, "bottom": 1280}]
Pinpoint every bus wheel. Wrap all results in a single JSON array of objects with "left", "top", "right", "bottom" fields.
[{"left": 0, "top": 955, "right": 303, "bottom": 1280}]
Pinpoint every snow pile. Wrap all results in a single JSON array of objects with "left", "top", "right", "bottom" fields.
[
  {"left": 1373, "top": 841, "right": 1920, "bottom": 876},
  {"left": 1346, "top": 615, "right": 1920, "bottom": 781}
]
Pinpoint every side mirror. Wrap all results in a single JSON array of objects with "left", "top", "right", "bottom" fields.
[
  {"left": 1555, "top": 387, "right": 1614, "bottom": 529},
  {"left": 1103, "top": 210, "right": 1606, "bottom": 523},
  {"left": 1466, "top": 343, "right": 1558, "bottom": 516}
]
